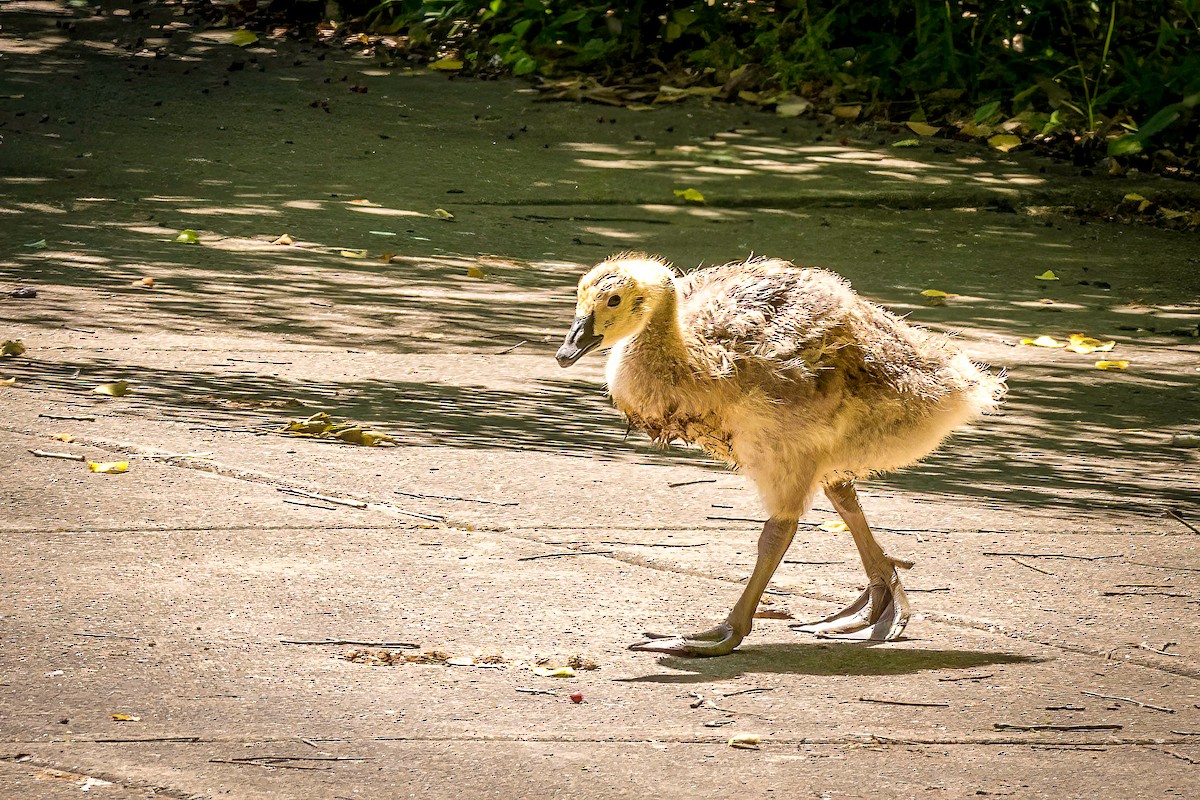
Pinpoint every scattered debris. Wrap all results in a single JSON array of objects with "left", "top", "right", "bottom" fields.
[
  {"left": 667, "top": 478, "right": 718, "bottom": 488},
  {"left": 29, "top": 449, "right": 86, "bottom": 461},
  {"left": 496, "top": 340, "right": 527, "bottom": 354},
  {"left": 395, "top": 490, "right": 517, "bottom": 506},
  {"left": 1, "top": 340, "right": 26, "bottom": 358},
  {"left": 727, "top": 733, "right": 762, "bottom": 750},
  {"left": 283, "top": 638, "right": 418, "bottom": 648},
  {"left": 1081, "top": 690, "right": 1174, "bottom": 714},
  {"left": 569, "top": 691, "right": 584, "bottom": 704},
  {"left": 516, "top": 687, "right": 558, "bottom": 696},
  {"left": 518, "top": 550, "right": 614, "bottom": 561},
  {"left": 1165, "top": 508, "right": 1199, "bottom": 535},
  {"left": 110, "top": 714, "right": 140, "bottom": 722},
  {"left": 277, "top": 487, "right": 367, "bottom": 509},
  {"left": 87, "top": 461, "right": 129, "bottom": 474},
  {"left": 1011, "top": 557, "right": 1055, "bottom": 576},
  {"left": 994, "top": 723, "right": 1123, "bottom": 732},
  {"left": 93, "top": 381, "right": 131, "bottom": 397},
  {"left": 277, "top": 412, "right": 397, "bottom": 447},
  {"left": 37, "top": 413, "right": 94, "bottom": 422},
  {"left": 342, "top": 649, "right": 447, "bottom": 666},
  {"left": 937, "top": 673, "right": 994, "bottom": 682},
  {"left": 983, "top": 552, "right": 1121, "bottom": 561},
  {"left": 858, "top": 697, "right": 950, "bottom": 708},
  {"left": 531, "top": 666, "right": 576, "bottom": 678}
]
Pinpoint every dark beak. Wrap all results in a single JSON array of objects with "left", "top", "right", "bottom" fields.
[{"left": 556, "top": 313, "right": 603, "bottom": 367}]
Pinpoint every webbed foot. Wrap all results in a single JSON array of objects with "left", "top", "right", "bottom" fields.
[
  {"left": 792, "top": 557, "right": 913, "bottom": 641},
  {"left": 629, "top": 620, "right": 744, "bottom": 657}
]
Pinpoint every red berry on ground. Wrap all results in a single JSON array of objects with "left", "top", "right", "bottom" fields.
[{"left": 569, "top": 691, "right": 583, "bottom": 704}]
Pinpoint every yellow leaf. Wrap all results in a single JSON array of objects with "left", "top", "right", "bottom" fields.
[
  {"left": 958, "top": 122, "right": 993, "bottom": 138},
  {"left": 1065, "top": 334, "right": 1115, "bottom": 354},
  {"left": 340, "top": 249, "right": 367, "bottom": 258},
  {"left": 818, "top": 520, "right": 849, "bottom": 533},
  {"left": 1020, "top": 335, "right": 1065, "bottom": 348},
  {"left": 1034, "top": 270, "right": 1059, "bottom": 281},
  {"left": 920, "top": 289, "right": 949, "bottom": 297},
  {"left": 467, "top": 265, "right": 486, "bottom": 279},
  {"left": 832, "top": 104, "right": 861, "bottom": 120},
  {"left": 906, "top": 121, "right": 941, "bottom": 136},
  {"left": 891, "top": 139, "right": 921, "bottom": 148},
  {"left": 673, "top": 188, "right": 705, "bottom": 204},
  {"left": 429, "top": 58, "right": 463, "bottom": 71},
  {"left": 173, "top": 229, "right": 199, "bottom": 244},
  {"left": 531, "top": 666, "right": 576, "bottom": 678},
  {"left": 272, "top": 234, "right": 294, "bottom": 245},
  {"left": 229, "top": 30, "right": 258, "bottom": 47},
  {"left": 93, "top": 381, "right": 130, "bottom": 397},
  {"left": 434, "top": 208, "right": 455, "bottom": 220},
  {"left": 110, "top": 713, "right": 140, "bottom": 721},
  {"left": 775, "top": 97, "right": 813, "bottom": 117},
  {"left": 51, "top": 433, "right": 75, "bottom": 443},
  {"left": 133, "top": 277, "right": 155, "bottom": 288},
  {"left": 0, "top": 377, "right": 14, "bottom": 386},
  {"left": 1, "top": 340, "right": 26, "bottom": 358},
  {"left": 1095, "top": 360, "right": 1130, "bottom": 370},
  {"left": 1123, "top": 193, "right": 1147, "bottom": 203},
  {"left": 987, "top": 134, "right": 1022, "bottom": 152},
  {"left": 88, "top": 461, "right": 129, "bottom": 474},
  {"left": 728, "top": 733, "right": 762, "bottom": 750}
]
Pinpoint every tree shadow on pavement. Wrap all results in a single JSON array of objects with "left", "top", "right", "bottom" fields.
[{"left": 621, "top": 642, "right": 1034, "bottom": 684}]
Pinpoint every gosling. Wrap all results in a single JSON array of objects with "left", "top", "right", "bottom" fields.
[{"left": 556, "top": 253, "right": 1005, "bottom": 656}]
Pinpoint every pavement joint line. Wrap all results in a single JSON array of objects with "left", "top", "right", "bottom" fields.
[
  {"left": 9, "top": 427, "right": 1198, "bottom": 680},
  {"left": 5, "top": 736, "right": 1197, "bottom": 747}
]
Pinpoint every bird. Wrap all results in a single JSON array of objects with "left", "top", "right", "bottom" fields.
[{"left": 555, "top": 253, "right": 1005, "bottom": 656}]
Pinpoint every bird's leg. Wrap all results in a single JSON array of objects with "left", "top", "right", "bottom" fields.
[
  {"left": 630, "top": 516, "right": 799, "bottom": 657},
  {"left": 792, "top": 481, "right": 913, "bottom": 641}
]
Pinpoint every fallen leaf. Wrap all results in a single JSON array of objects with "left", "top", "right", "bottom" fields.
[
  {"left": 132, "top": 277, "right": 155, "bottom": 288},
  {"left": 673, "top": 188, "right": 705, "bottom": 204},
  {"left": 429, "top": 58, "right": 463, "bottom": 71},
  {"left": 819, "top": 520, "right": 849, "bottom": 533},
  {"left": 1065, "top": 334, "right": 1115, "bottom": 354},
  {"left": 1122, "top": 193, "right": 1152, "bottom": 213},
  {"left": 51, "top": 433, "right": 75, "bottom": 443},
  {"left": 0, "top": 377, "right": 14, "bottom": 386},
  {"left": 110, "top": 713, "right": 140, "bottom": 721},
  {"left": 775, "top": 97, "right": 813, "bottom": 117},
  {"left": 434, "top": 208, "right": 455, "bottom": 220},
  {"left": 531, "top": 666, "right": 576, "bottom": 678},
  {"left": 466, "top": 265, "right": 486, "bottom": 279},
  {"left": 891, "top": 139, "right": 921, "bottom": 148},
  {"left": 728, "top": 733, "right": 762, "bottom": 750},
  {"left": 1034, "top": 270, "right": 1059, "bottom": 281},
  {"left": 832, "top": 104, "right": 861, "bottom": 120},
  {"left": 24, "top": 239, "right": 47, "bottom": 249},
  {"left": 921, "top": 289, "right": 950, "bottom": 297},
  {"left": 228, "top": 30, "right": 258, "bottom": 47},
  {"left": 906, "top": 121, "right": 941, "bottom": 136},
  {"left": 445, "top": 656, "right": 475, "bottom": 667},
  {"left": 340, "top": 249, "right": 368, "bottom": 258},
  {"left": 987, "top": 134, "right": 1021, "bottom": 152},
  {"left": 349, "top": 199, "right": 382, "bottom": 207},
  {"left": 88, "top": 461, "right": 129, "bottom": 474},
  {"left": 1095, "top": 360, "right": 1130, "bottom": 370},
  {"left": 1, "top": 340, "right": 26, "bottom": 358},
  {"left": 1020, "top": 335, "right": 1065, "bottom": 348},
  {"left": 93, "top": 381, "right": 130, "bottom": 397},
  {"left": 173, "top": 229, "right": 199, "bottom": 244},
  {"left": 272, "top": 234, "right": 294, "bottom": 245}
]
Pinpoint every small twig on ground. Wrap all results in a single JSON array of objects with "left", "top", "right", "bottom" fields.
[
  {"left": 1102, "top": 590, "right": 1189, "bottom": 598},
  {"left": 937, "top": 673, "right": 994, "bottom": 682},
  {"left": 1045, "top": 705, "right": 1087, "bottom": 711},
  {"left": 858, "top": 697, "right": 950, "bottom": 708},
  {"left": 908, "top": 587, "right": 951, "bottom": 593},
  {"left": 495, "top": 340, "right": 527, "bottom": 355},
  {"left": 983, "top": 552, "right": 1121, "bottom": 561},
  {"left": 1081, "top": 690, "right": 1174, "bottom": 714},
  {"left": 299, "top": 738, "right": 322, "bottom": 749},
  {"left": 277, "top": 488, "right": 367, "bottom": 509},
  {"left": 65, "top": 327, "right": 97, "bottom": 334},
  {"left": 283, "top": 499, "right": 340, "bottom": 511},
  {"left": 994, "top": 723, "right": 1123, "bottom": 732},
  {"left": 208, "top": 758, "right": 328, "bottom": 771},
  {"left": 1012, "top": 557, "right": 1055, "bottom": 576},
  {"left": 1127, "top": 561, "right": 1200, "bottom": 573},
  {"left": 704, "top": 718, "right": 735, "bottom": 727},
  {"left": 231, "top": 756, "right": 366, "bottom": 763},
  {"left": 392, "top": 507, "right": 446, "bottom": 522},
  {"left": 1164, "top": 507, "right": 1200, "bottom": 535},
  {"left": 279, "top": 639, "right": 418, "bottom": 649},
  {"left": 1155, "top": 748, "right": 1200, "bottom": 765},
  {"left": 718, "top": 687, "right": 774, "bottom": 699},
  {"left": 38, "top": 413, "right": 95, "bottom": 421},
  {"left": 395, "top": 490, "right": 517, "bottom": 506},
  {"left": 93, "top": 736, "right": 201, "bottom": 743},
  {"left": 783, "top": 559, "right": 843, "bottom": 565},
  {"left": 1138, "top": 642, "right": 1181, "bottom": 657},
  {"left": 668, "top": 478, "right": 718, "bottom": 488},
  {"left": 599, "top": 541, "right": 706, "bottom": 548},
  {"left": 226, "top": 358, "right": 293, "bottom": 365},
  {"left": 1170, "top": 730, "right": 1200, "bottom": 735},
  {"left": 516, "top": 687, "right": 558, "bottom": 696},
  {"left": 707, "top": 515, "right": 765, "bottom": 523},
  {"left": 518, "top": 550, "right": 614, "bottom": 561},
  {"left": 72, "top": 632, "right": 140, "bottom": 641},
  {"left": 28, "top": 449, "right": 86, "bottom": 461}
]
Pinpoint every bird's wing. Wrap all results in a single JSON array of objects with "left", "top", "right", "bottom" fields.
[{"left": 677, "top": 259, "right": 856, "bottom": 380}]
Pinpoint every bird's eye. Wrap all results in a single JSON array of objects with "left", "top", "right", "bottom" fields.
[{"left": 607, "top": 295, "right": 622, "bottom": 307}]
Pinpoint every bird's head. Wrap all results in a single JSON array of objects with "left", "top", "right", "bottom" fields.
[{"left": 556, "top": 253, "right": 676, "bottom": 368}]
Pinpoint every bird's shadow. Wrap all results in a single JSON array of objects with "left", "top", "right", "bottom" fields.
[{"left": 619, "top": 641, "right": 1036, "bottom": 684}]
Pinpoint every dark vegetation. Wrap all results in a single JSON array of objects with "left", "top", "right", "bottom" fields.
[{"left": 222, "top": 1, "right": 1199, "bottom": 176}]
